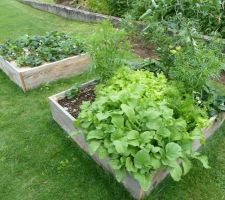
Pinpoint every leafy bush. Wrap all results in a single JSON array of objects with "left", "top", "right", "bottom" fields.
[
  {"left": 87, "top": 21, "right": 130, "bottom": 81},
  {"left": 0, "top": 31, "right": 85, "bottom": 67},
  {"left": 169, "top": 43, "right": 224, "bottom": 93},
  {"left": 138, "top": 0, "right": 225, "bottom": 37},
  {"left": 75, "top": 68, "right": 209, "bottom": 191},
  {"left": 133, "top": 17, "right": 225, "bottom": 94},
  {"left": 108, "top": 0, "right": 133, "bottom": 17},
  {"left": 86, "top": 0, "right": 110, "bottom": 15}
]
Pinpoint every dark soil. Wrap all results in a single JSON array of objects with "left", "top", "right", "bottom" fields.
[
  {"left": 130, "top": 38, "right": 157, "bottom": 59},
  {"left": 58, "top": 84, "right": 96, "bottom": 118},
  {"left": 219, "top": 71, "right": 225, "bottom": 85}
]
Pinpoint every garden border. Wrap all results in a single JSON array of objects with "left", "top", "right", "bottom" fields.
[
  {"left": 48, "top": 81, "right": 225, "bottom": 199},
  {"left": 18, "top": 0, "right": 121, "bottom": 25},
  {"left": 0, "top": 54, "right": 89, "bottom": 92}
]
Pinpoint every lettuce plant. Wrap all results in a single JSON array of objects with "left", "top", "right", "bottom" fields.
[{"left": 75, "top": 68, "right": 210, "bottom": 191}]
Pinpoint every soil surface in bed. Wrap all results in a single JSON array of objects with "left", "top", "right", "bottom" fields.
[{"left": 58, "top": 85, "right": 96, "bottom": 118}]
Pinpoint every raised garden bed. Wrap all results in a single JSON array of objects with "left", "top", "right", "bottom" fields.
[
  {"left": 18, "top": 0, "right": 121, "bottom": 25},
  {"left": 49, "top": 81, "right": 225, "bottom": 199},
  {"left": 0, "top": 54, "right": 89, "bottom": 92},
  {"left": 0, "top": 32, "right": 90, "bottom": 92}
]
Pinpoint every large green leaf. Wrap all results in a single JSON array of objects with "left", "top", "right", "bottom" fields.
[
  {"left": 89, "top": 140, "right": 101, "bottom": 155},
  {"left": 127, "top": 139, "right": 139, "bottom": 147},
  {"left": 125, "top": 157, "right": 137, "bottom": 172},
  {"left": 114, "top": 168, "right": 126, "bottom": 182},
  {"left": 170, "top": 164, "right": 182, "bottom": 181},
  {"left": 96, "top": 112, "right": 110, "bottom": 121},
  {"left": 140, "top": 131, "right": 155, "bottom": 143},
  {"left": 146, "top": 118, "right": 162, "bottom": 131},
  {"left": 87, "top": 130, "right": 105, "bottom": 140},
  {"left": 158, "top": 127, "right": 171, "bottom": 138},
  {"left": 109, "top": 159, "right": 122, "bottom": 170},
  {"left": 165, "top": 142, "right": 182, "bottom": 160},
  {"left": 134, "top": 149, "right": 151, "bottom": 168},
  {"left": 145, "top": 108, "right": 161, "bottom": 119},
  {"left": 97, "top": 146, "right": 108, "bottom": 159},
  {"left": 182, "top": 158, "right": 192, "bottom": 175},
  {"left": 149, "top": 156, "right": 161, "bottom": 169},
  {"left": 113, "top": 140, "right": 128, "bottom": 154},
  {"left": 190, "top": 128, "right": 204, "bottom": 140},
  {"left": 192, "top": 153, "right": 210, "bottom": 169},
  {"left": 111, "top": 115, "right": 124, "bottom": 128},
  {"left": 133, "top": 173, "right": 152, "bottom": 191},
  {"left": 121, "top": 104, "right": 136, "bottom": 123},
  {"left": 127, "top": 130, "right": 139, "bottom": 140}
]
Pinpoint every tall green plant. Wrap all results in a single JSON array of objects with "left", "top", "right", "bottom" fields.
[
  {"left": 87, "top": 21, "right": 130, "bottom": 82},
  {"left": 170, "top": 43, "right": 224, "bottom": 93}
]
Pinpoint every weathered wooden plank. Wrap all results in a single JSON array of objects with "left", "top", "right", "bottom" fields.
[
  {"left": 0, "top": 56, "right": 23, "bottom": 89},
  {"left": 48, "top": 86, "right": 225, "bottom": 199},
  {"left": 0, "top": 54, "right": 90, "bottom": 92},
  {"left": 21, "top": 54, "right": 90, "bottom": 90}
]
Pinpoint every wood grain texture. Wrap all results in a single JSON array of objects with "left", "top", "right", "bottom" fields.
[
  {"left": 49, "top": 87, "right": 225, "bottom": 199},
  {"left": 0, "top": 54, "right": 90, "bottom": 92},
  {"left": 21, "top": 54, "right": 90, "bottom": 90},
  {"left": 0, "top": 56, "right": 23, "bottom": 89}
]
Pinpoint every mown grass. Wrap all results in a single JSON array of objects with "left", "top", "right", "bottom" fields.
[
  {"left": 0, "top": 0, "right": 97, "bottom": 43},
  {"left": 1, "top": 0, "right": 225, "bottom": 200}
]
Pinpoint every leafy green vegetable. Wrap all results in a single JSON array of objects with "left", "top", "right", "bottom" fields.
[
  {"left": 75, "top": 68, "right": 209, "bottom": 191},
  {"left": 65, "top": 83, "right": 80, "bottom": 100}
]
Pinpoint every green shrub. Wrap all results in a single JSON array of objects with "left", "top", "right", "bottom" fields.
[
  {"left": 138, "top": 0, "right": 225, "bottom": 37},
  {"left": 86, "top": 21, "right": 130, "bottom": 82},
  {"left": 86, "top": 0, "right": 110, "bottom": 15},
  {"left": 108, "top": 0, "right": 133, "bottom": 17},
  {"left": 75, "top": 68, "right": 209, "bottom": 191}
]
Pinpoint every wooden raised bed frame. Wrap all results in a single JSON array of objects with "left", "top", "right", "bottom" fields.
[
  {"left": 48, "top": 82, "right": 225, "bottom": 199},
  {"left": 0, "top": 54, "right": 89, "bottom": 92}
]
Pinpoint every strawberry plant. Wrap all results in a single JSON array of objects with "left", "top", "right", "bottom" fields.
[
  {"left": 0, "top": 31, "right": 85, "bottom": 67},
  {"left": 75, "top": 68, "right": 210, "bottom": 191}
]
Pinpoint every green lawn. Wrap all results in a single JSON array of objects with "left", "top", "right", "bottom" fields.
[
  {"left": 0, "top": 0, "right": 96, "bottom": 43},
  {"left": 1, "top": 0, "right": 225, "bottom": 200}
]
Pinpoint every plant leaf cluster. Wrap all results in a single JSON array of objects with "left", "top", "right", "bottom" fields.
[
  {"left": 0, "top": 31, "right": 85, "bottom": 67},
  {"left": 138, "top": 0, "right": 225, "bottom": 38},
  {"left": 65, "top": 83, "right": 80, "bottom": 100},
  {"left": 75, "top": 68, "right": 210, "bottom": 191},
  {"left": 130, "top": 18, "right": 225, "bottom": 110},
  {"left": 87, "top": 21, "right": 130, "bottom": 82}
]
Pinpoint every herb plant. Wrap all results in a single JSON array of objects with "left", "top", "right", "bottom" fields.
[
  {"left": 87, "top": 21, "right": 130, "bottom": 82},
  {"left": 0, "top": 31, "right": 85, "bottom": 67},
  {"left": 75, "top": 68, "right": 210, "bottom": 191}
]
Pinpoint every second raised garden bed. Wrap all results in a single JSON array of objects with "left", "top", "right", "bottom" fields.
[
  {"left": 0, "top": 54, "right": 89, "bottom": 92},
  {"left": 0, "top": 32, "right": 90, "bottom": 92},
  {"left": 49, "top": 81, "right": 225, "bottom": 199}
]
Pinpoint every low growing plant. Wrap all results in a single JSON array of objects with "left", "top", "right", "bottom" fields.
[
  {"left": 65, "top": 83, "right": 80, "bottom": 100},
  {"left": 0, "top": 31, "right": 85, "bottom": 67},
  {"left": 75, "top": 68, "right": 210, "bottom": 191}
]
